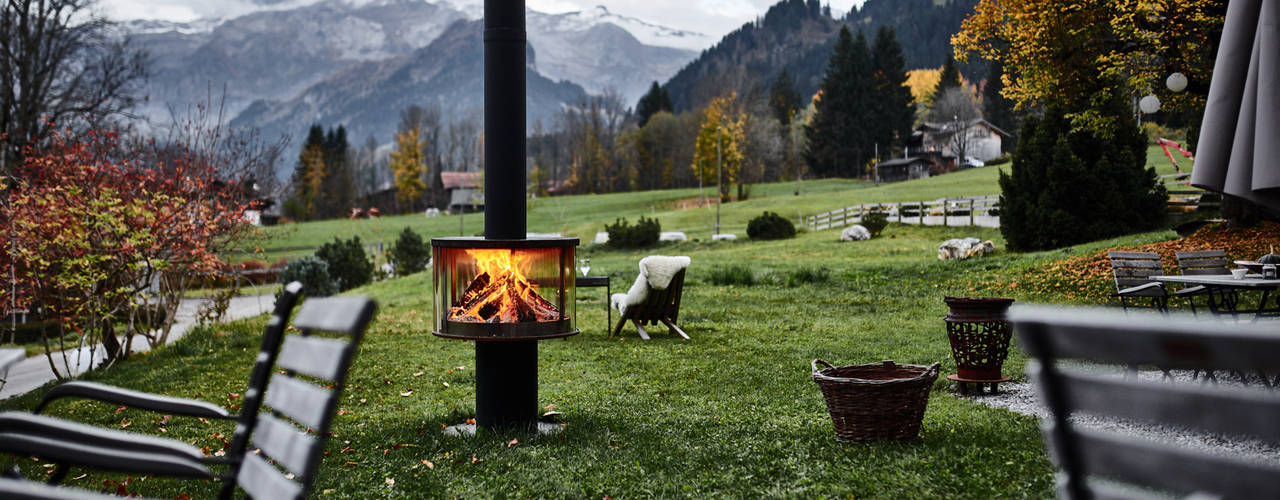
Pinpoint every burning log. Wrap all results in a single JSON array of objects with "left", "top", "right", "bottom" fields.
[{"left": 448, "top": 264, "right": 560, "bottom": 323}]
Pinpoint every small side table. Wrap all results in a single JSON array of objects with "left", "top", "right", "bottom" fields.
[{"left": 576, "top": 276, "right": 610, "bottom": 333}]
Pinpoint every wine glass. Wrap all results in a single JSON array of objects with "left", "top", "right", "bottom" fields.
[{"left": 579, "top": 258, "right": 591, "bottom": 276}]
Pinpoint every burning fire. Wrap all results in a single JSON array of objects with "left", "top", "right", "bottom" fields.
[{"left": 448, "top": 249, "right": 561, "bottom": 323}]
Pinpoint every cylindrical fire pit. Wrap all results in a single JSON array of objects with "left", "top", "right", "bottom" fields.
[{"left": 943, "top": 297, "right": 1014, "bottom": 395}]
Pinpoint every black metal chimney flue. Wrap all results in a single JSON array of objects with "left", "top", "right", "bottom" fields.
[
  {"left": 476, "top": 0, "right": 535, "bottom": 431},
  {"left": 484, "top": 0, "right": 526, "bottom": 240}
]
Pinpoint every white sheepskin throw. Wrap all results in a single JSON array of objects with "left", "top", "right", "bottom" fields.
[{"left": 610, "top": 255, "right": 691, "bottom": 316}]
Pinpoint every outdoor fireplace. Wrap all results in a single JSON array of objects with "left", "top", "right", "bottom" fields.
[
  {"left": 432, "top": 237, "right": 577, "bottom": 340},
  {"left": 430, "top": 0, "right": 577, "bottom": 431}
]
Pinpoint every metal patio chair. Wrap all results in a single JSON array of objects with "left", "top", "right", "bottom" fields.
[
  {"left": 1012, "top": 306, "right": 1280, "bottom": 500},
  {"left": 0, "top": 293, "right": 376, "bottom": 500}
]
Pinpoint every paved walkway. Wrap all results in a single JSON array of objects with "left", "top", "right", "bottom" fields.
[{"left": 0, "top": 294, "right": 275, "bottom": 400}]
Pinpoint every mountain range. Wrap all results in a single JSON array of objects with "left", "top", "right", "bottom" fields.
[{"left": 127, "top": 0, "right": 704, "bottom": 147}]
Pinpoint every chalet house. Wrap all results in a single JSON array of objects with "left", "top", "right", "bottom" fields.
[
  {"left": 874, "top": 157, "right": 933, "bottom": 183},
  {"left": 910, "top": 118, "right": 1010, "bottom": 162},
  {"left": 441, "top": 171, "right": 484, "bottom": 214}
]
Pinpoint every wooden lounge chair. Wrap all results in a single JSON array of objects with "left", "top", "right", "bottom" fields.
[
  {"left": 610, "top": 255, "right": 690, "bottom": 340},
  {"left": 1107, "top": 251, "right": 1168, "bottom": 312},
  {"left": 1011, "top": 306, "right": 1280, "bottom": 500},
  {"left": 1174, "top": 249, "right": 1239, "bottom": 316},
  {"left": 0, "top": 293, "right": 376, "bottom": 500}
]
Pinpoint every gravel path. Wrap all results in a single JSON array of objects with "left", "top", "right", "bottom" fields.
[{"left": 970, "top": 367, "right": 1280, "bottom": 466}]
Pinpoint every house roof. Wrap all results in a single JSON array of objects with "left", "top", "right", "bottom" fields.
[
  {"left": 917, "top": 118, "right": 1011, "bottom": 138},
  {"left": 440, "top": 171, "right": 481, "bottom": 190}
]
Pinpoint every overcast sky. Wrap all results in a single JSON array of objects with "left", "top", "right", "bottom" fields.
[{"left": 97, "top": 0, "right": 866, "bottom": 42}]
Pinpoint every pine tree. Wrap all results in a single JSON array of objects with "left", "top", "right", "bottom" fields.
[
  {"left": 320, "top": 125, "right": 353, "bottom": 219},
  {"left": 998, "top": 106, "right": 1165, "bottom": 251},
  {"left": 981, "top": 58, "right": 1019, "bottom": 152},
  {"left": 869, "top": 26, "right": 914, "bottom": 160},
  {"left": 635, "top": 81, "right": 673, "bottom": 128},
  {"left": 390, "top": 127, "right": 427, "bottom": 212},
  {"left": 804, "top": 26, "right": 873, "bottom": 178},
  {"left": 769, "top": 68, "right": 802, "bottom": 127},
  {"left": 929, "top": 53, "right": 963, "bottom": 105}
]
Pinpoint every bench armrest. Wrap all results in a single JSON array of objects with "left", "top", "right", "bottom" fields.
[
  {"left": 0, "top": 430, "right": 211, "bottom": 479},
  {"left": 35, "top": 381, "right": 230, "bottom": 419}
]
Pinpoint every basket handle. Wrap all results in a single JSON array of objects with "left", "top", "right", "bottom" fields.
[
  {"left": 924, "top": 362, "right": 941, "bottom": 377},
  {"left": 812, "top": 359, "right": 834, "bottom": 373}
]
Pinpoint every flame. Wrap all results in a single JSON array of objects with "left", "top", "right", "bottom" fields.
[{"left": 448, "top": 249, "right": 561, "bottom": 323}]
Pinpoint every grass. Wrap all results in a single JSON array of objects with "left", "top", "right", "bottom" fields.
[
  {"left": 0, "top": 144, "right": 1196, "bottom": 496},
  {"left": 0, "top": 221, "right": 1186, "bottom": 498}
]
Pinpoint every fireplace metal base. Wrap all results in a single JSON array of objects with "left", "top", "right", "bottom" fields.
[{"left": 475, "top": 340, "right": 539, "bottom": 429}]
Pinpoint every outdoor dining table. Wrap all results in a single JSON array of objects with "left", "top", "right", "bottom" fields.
[{"left": 1151, "top": 274, "right": 1280, "bottom": 321}]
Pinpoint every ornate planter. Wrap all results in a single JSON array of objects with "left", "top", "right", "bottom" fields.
[{"left": 943, "top": 297, "right": 1014, "bottom": 395}]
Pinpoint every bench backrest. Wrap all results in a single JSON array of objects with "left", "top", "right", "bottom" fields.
[
  {"left": 1176, "top": 249, "right": 1231, "bottom": 276},
  {"left": 230, "top": 295, "right": 376, "bottom": 500},
  {"left": 1011, "top": 306, "right": 1280, "bottom": 500},
  {"left": 1107, "top": 251, "right": 1164, "bottom": 291}
]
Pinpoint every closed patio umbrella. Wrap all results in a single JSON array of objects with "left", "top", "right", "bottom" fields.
[{"left": 1191, "top": 0, "right": 1280, "bottom": 211}]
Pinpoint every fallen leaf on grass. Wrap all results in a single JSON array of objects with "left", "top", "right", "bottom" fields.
[
  {"left": 465, "top": 418, "right": 476, "bottom": 425},
  {"left": 471, "top": 454, "right": 482, "bottom": 464},
  {"left": 412, "top": 371, "right": 423, "bottom": 377},
  {"left": 384, "top": 477, "right": 394, "bottom": 486},
  {"left": 507, "top": 438, "right": 519, "bottom": 447},
  {"left": 421, "top": 459, "right": 434, "bottom": 469},
  {"left": 115, "top": 406, "right": 127, "bottom": 414},
  {"left": 544, "top": 404, "right": 556, "bottom": 410},
  {"left": 400, "top": 390, "right": 413, "bottom": 397},
  {"left": 120, "top": 418, "right": 131, "bottom": 429}
]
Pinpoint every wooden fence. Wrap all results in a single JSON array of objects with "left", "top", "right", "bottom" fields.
[
  {"left": 801, "top": 195, "right": 1001, "bottom": 231},
  {"left": 1161, "top": 172, "right": 1220, "bottom": 213}
]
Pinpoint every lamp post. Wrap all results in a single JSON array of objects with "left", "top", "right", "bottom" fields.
[{"left": 715, "top": 125, "right": 721, "bottom": 236}]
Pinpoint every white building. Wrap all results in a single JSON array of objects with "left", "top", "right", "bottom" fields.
[{"left": 912, "top": 119, "right": 1010, "bottom": 162}]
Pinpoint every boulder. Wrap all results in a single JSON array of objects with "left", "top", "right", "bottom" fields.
[
  {"left": 840, "top": 225, "right": 872, "bottom": 241},
  {"left": 593, "top": 232, "right": 609, "bottom": 244},
  {"left": 938, "top": 237, "right": 996, "bottom": 260}
]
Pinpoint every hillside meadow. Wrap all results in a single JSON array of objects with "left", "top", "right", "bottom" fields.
[{"left": 0, "top": 145, "right": 1200, "bottom": 497}]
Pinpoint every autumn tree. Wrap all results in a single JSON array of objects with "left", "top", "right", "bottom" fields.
[
  {"left": 692, "top": 93, "right": 746, "bottom": 202},
  {"left": 953, "top": 0, "right": 1227, "bottom": 134},
  {"left": 3, "top": 128, "right": 248, "bottom": 372},
  {"left": 390, "top": 126, "right": 427, "bottom": 212},
  {"left": 0, "top": 0, "right": 147, "bottom": 175}
]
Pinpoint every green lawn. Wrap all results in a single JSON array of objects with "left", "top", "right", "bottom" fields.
[
  {"left": 0, "top": 144, "right": 1194, "bottom": 497},
  {"left": 2, "top": 221, "right": 1183, "bottom": 498}
]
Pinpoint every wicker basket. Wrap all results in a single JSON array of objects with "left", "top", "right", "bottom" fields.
[{"left": 811, "top": 359, "right": 941, "bottom": 441}]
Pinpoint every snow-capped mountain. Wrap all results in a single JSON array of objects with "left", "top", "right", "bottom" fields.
[{"left": 125, "top": 0, "right": 699, "bottom": 130}]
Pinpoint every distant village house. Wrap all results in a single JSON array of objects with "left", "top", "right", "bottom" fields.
[{"left": 441, "top": 171, "right": 484, "bottom": 214}]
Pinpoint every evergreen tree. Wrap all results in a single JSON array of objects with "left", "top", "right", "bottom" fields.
[
  {"left": 320, "top": 125, "right": 353, "bottom": 219},
  {"left": 769, "top": 68, "right": 802, "bottom": 127},
  {"left": 869, "top": 26, "right": 914, "bottom": 160},
  {"left": 804, "top": 27, "right": 873, "bottom": 178},
  {"left": 635, "top": 81, "right": 673, "bottom": 128},
  {"left": 981, "top": 58, "right": 1019, "bottom": 152},
  {"left": 929, "top": 53, "right": 963, "bottom": 105},
  {"left": 999, "top": 105, "right": 1165, "bottom": 251}
]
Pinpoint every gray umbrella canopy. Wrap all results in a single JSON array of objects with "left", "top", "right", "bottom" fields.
[{"left": 1191, "top": 0, "right": 1280, "bottom": 211}]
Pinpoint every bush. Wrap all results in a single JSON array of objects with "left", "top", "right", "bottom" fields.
[
  {"left": 316, "top": 236, "right": 374, "bottom": 291},
  {"left": 279, "top": 256, "right": 337, "bottom": 297},
  {"left": 707, "top": 265, "right": 757, "bottom": 286},
  {"left": 747, "top": 211, "right": 796, "bottom": 240},
  {"left": 999, "top": 106, "right": 1165, "bottom": 251},
  {"left": 390, "top": 227, "right": 431, "bottom": 276},
  {"left": 605, "top": 216, "right": 661, "bottom": 248},
  {"left": 861, "top": 207, "right": 889, "bottom": 237}
]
